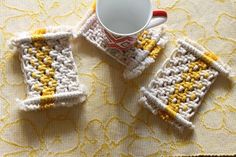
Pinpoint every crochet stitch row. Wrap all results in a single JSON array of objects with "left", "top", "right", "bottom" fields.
[
  {"left": 139, "top": 39, "right": 231, "bottom": 130},
  {"left": 10, "top": 28, "right": 86, "bottom": 111}
]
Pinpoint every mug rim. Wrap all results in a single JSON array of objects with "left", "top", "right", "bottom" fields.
[{"left": 96, "top": 0, "right": 153, "bottom": 37}]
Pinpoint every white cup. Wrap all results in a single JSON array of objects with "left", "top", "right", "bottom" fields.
[{"left": 96, "top": 0, "right": 167, "bottom": 51}]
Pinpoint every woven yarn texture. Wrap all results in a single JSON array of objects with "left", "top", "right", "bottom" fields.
[{"left": 0, "top": 0, "right": 235, "bottom": 156}]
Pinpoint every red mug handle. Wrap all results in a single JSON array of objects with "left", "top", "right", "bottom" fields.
[{"left": 146, "top": 10, "right": 168, "bottom": 29}]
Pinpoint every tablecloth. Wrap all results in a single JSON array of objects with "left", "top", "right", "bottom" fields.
[{"left": 0, "top": 0, "right": 235, "bottom": 156}]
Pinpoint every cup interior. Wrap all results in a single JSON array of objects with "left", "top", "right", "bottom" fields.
[{"left": 96, "top": 0, "right": 152, "bottom": 36}]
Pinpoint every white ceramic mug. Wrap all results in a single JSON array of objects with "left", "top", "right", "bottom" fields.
[{"left": 96, "top": 0, "right": 167, "bottom": 52}]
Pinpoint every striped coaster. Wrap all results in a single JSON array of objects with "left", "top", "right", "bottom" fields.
[
  {"left": 10, "top": 27, "right": 87, "bottom": 111},
  {"left": 78, "top": 13, "right": 168, "bottom": 79},
  {"left": 139, "top": 39, "right": 232, "bottom": 130}
]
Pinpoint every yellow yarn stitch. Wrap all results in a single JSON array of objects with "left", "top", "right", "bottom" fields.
[
  {"left": 204, "top": 52, "right": 218, "bottom": 61},
  {"left": 91, "top": 0, "right": 96, "bottom": 11},
  {"left": 150, "top": 46, "right": 162, "bottom": 59},
  {"left": 159, "top": 60, "right": 209, "bottom": 122},
  {"left": 31, "top": 28, "right": 47, "bottom": 35},
  {"left": 28, "top": 37, "right": 57, "bottom": 109},
  {"left": 200, "top": 52, "right": 219, "bottom": 65},
  {"left": 137, "top": 31, "right": 162, "bottom": 59},
  {"left": 31, "top": 35, "right": 45, "bottom": 41},
  {"left": 166, "top": 106, "right": 178, "bottom": 117},
  {"left": 40, "top": 95, "right": 55, "bottom": 104}
]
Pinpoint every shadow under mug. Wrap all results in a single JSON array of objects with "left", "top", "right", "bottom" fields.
[{"left": 96, "top": 0, "right": 168, "bottom": 52}]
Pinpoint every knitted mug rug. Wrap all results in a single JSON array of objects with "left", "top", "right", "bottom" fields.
[
  {"left": 77, "top": 13, "right": 168, "bottom": 80},
  {"left": 139, "top": 38, "right": 232, "bottom": 130},
  {"left": 9, "top": 27, "right": 87, "bottom": 111}
]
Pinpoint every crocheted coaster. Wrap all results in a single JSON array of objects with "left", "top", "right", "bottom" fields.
[
  {"left": 139, "top": 39, "right": 232, "bottom": 130},
  {"left": 10, "top": 27, "right": 87, "bottom": 111},
  {"left": 77, "top": 13, "right": 168, "bottom": 79}
]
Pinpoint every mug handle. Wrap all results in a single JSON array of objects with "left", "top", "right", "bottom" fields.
[{"left": 146, "top": 10, "right": 168, "bottom": 29}]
